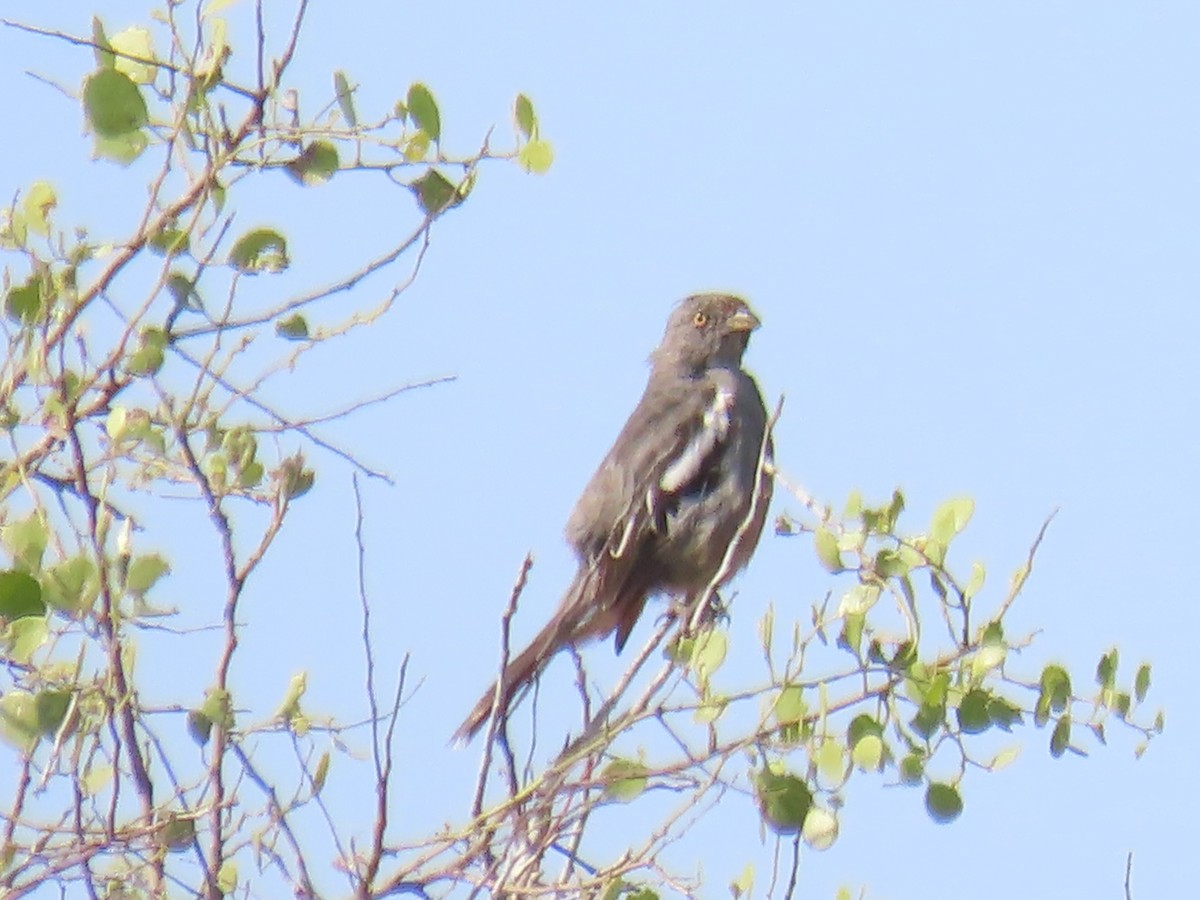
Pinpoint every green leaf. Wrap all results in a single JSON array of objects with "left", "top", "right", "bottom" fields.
[
  {"left": 6, "top": 617, "right": 48, "bottom": 663},
  {"left": 925, "top": 782, "right": 963, "bottom": 824},
  {"left": 126, "top": 554, "right": 170, "bottom": 595},
  {"left": 730, "top": 862, "right": 754, "bottom": 899},
  {"left": 276, "top": 313, "right": 310, "bottom": 340},
  {"left": 278, "top": 453, "right": 315, "bottom": 500},
  {"left": 82, "top": 763, "right": 114, "bottom": 796},
  {"left": 987, "top": 695, "right": 1024, "bottom": 731},
  {"left": 956, "top": 689, "right": 991, "bottom": 734},
  {"left": 517, "top": 138, "right": 554, "bottom": 174},
  {"left": 602, "top": 758, "right": 648, "bottom": 803},
  {"left": 2, "top": 515, "right": 48, "bottom": 572},
  {"left": 1114, "top": 692, "right": 1131, "bottom": 718},
  {"left": 1050, "top": 715, "right": 1071, "bottom": 758},
  {"left": 846, "top": 713, "right": 883, "bottom": 747},
  {"left": 514, "top": 93, "right": 537, "bottom": 138},
  {"left": 899, "top": 752, "right": 924, "bottom": 785},
  {"left": 910, "top": 701, "right": 944, "bottom": 740},
  {"left": 931, "top": 496, "right": 974, "bottom": 543},
  {"left": 229, "top": 228, "right": 289, "bottom": 273},
  {"left": 187, "top": 709, "right": 212, "bottom": 746},
  {"left": 334, "top": 70, "right": 358, "bottom": 127},
  {"left": 0, "top": 692, "right": 40, "bottom": 752},
  {"left": 42, "top": 556, "right": 99, "bottom": 614},
  {"left": 873, "top": 547, "right": 908, "bottom": 578},
  {"left": 688, "top": 628, "right": 727, "bottom": 680},
  {"left": 83, "top": 68, "right": 148, "bottom": 138},
  {"left": 693, "top": 694, "right": 727, "bottom": 724},
  {"left": 989, "top": 746, "right": 1021, "bottom": 771},
  {"left": 217, "top": 861, "right": 238, "bottom": 894},
  {"left": 238, "top": 460, "right": 264, "bottom": 489},
  {"left": 5, "top": 277, "right": 46, "bottom": 325},
  {"left": 773, "top": 685, "right": 805, "bottom": 726},
  {"left": 106, "top": 406, "right": 129, "bottom": 443},
  {"left": 312, "top": 750, "right": 330, "bottom": 794},
  {"left": 403, "top": 130, "right": 431, "bottom": 162},
  {"left": 1095, "top": 648, "right": 1118, "bottom": 689},
  {"left": 285, "top": 141, "right": 339, "bottom": 186},
  {"left": 406, "top": 82, "right": 441, "bottom": 142},
  {"left": 167, "top": 272, "right": 202, "bottom": 311},
  {"left": 22, "top": 182, "right": 57, "bottom": 237},
  {"left": 1134, "top": 663, "right": 1151, "bottom": 703},
  {"left": 837, "top": 612, "right": 864, "bottom": 656},
  {"left": 126, "top": 327, "right": 168, "bottom": 376},
  {"left": 971, "top": 641, "right": 1006, "bottom": 680},
  {"left": 92, "top": 17, "right": 115, "bottom": 68},
  {"left": 94, "top": 129, "right": 148, "bottom": 165},
  {"left": 276, "top": 672, "right": 307, "bottom": 720},
  {"left": 409, "top": 169, "right": 460, "bottom": 215},
  {"left": 158, "top": 814, "right": 195, "bottom": 852},
  {"left": 0, "top": 570, "right": 44, "bottom": 619},
  {"left": 202, "top": 0, "right": 240, "bottom": 17},
  {"left": 755, "top": 766, "right": 812, "bottom": 835},
  {"left": 963, "top": 560, "right": 986, "bottom": 601},
  {"left": 36, "top": 689, "right": 72, "bottom": 736},
  {"left": 148, "top": 225, "right": 190, "bottom": 256},
  {"left": 110, "top": 26, "right": 157, "bottom": 85},
  {"left": 1038, "top": 664, "right": 1071, "bottom": 715},
  {"left": 200, "top": 687, "right": 234, "bottom": 731},
  {"left": 813, "top": 526, "right": 843, "bottom": 573}
]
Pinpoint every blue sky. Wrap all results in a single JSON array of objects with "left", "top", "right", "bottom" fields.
[{"left": 1, "top": 1, "right": 1195, "bottom": 897}]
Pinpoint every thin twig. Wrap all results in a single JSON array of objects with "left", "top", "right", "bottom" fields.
[{"left": 470, "top": 554, "right": 534, "bottom": 816}]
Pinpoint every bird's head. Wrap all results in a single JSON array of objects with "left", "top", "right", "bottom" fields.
[{"left": 653, "top": 292, "right": 761, "bottom": 373}]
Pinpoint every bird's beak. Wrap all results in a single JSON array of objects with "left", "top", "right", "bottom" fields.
[{"left": 727, "top": 307, "right": 761, "bottom": 333}]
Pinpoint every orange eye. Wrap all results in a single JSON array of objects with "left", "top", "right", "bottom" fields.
[{"left": 692, "top": 310, "right": 708, "bottom": 327}]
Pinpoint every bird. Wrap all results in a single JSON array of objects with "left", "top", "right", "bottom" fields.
[{"left": 455, "top": 292, "right": 773, "bottom": 742}]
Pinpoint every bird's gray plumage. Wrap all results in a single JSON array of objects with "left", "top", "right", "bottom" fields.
[{"left": 456, "top": 292, "right": 773, "bottom": 742}]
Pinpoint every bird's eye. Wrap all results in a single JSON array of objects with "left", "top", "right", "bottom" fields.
[{"left": 692, "top": 310, "right": 708, "bottom": 328}]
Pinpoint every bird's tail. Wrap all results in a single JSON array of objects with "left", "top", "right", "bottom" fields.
[
  {"left": 453, "top": 636, "right": 551, "bottom": 744},
  {"left": 452, "top": 574, "right": 593, "bottom": 744}
]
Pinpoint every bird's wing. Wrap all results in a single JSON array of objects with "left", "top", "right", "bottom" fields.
[{"left": 568, "top": 370, "right": 740, "bottom": 560}]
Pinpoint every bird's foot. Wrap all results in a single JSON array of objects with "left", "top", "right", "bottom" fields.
[{"left": 661, "top": 590, "right": 728, "bottom": 634}]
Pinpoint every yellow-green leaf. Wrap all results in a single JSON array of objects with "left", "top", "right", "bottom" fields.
[
  {"left": 850, "top": 734, "right": 883, "bottom": 771},
  {"left": 801, "top": 805, "right": 839, "bottom": 850},
  {"left": 518, "top": 139, "right": 554, "bottom": 174},
  {"left": 815, "top": 739, "right": 845, "bottom": 785},
  {"left": 285, "top": 141, "right": 339, "bottom": 187},
  {"left": 229, "top": 228, "right": 289, "bottom": 273},
  {"left": 110, "top": 26, "right": 157, "bottom": 84},
  {"left": 312, "top": 750, "right": 330, "bottom": 794},
  {"left": 602, "top": 758, "right": 648, "bottom": 803},
  {"left": 688, "top": 628, "right": 727, "bottom": 680},
  {"left": 126, "top": 554, "right": 169, "bottom": 595},
  {"left": 813, "top": 526, "right": 842, "bottom": 572},
  {"left": 931, "top": 496, "right": 974, "bottom": 544},
  {"left": 22, "top": 182, "right": 57, "bottom": 237},
  {"left": 334, "top": 70, "right": 358, "bottom": 127},
  {"left": 217, "top": 861, "right": 238, "bottom": 893}
]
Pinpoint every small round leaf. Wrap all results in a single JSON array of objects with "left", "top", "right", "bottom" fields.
[{"left": 925, "top": 782, "right": 963, "bottom": 824}]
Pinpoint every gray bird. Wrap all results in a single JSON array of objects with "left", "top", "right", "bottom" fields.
[{"left": 456, "top": 293, "right": 773, "bottom": 742}]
